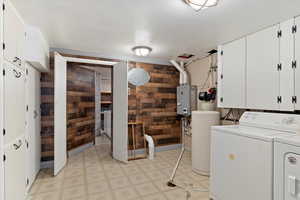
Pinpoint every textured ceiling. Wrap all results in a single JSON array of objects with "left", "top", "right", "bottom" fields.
[{"left": 12, "top": 0, "right": 300, "bottom": 64}]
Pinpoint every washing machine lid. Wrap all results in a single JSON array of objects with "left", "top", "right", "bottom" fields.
[
  {"left": 212, "top": 125, "right": 291, "bottom": 142},
  {"left": 275, "top": 135, "right": 300, "bottom": 147}
]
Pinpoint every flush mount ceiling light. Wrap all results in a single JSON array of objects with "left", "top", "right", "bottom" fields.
[
  {"left": 132, "top": 46, "right": 152, "bottom": 57},
  {"left": 184, "top": 0, "right": 219, "bottom": 11}
]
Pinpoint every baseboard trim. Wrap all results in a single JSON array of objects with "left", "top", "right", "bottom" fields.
[
  {"left": 68, "top": 142, "right": 94, "bottom": 157},
  {"left": 129, "top": 143, "right": 182, "bottom": 155},
  {"left": 40, "top": 161, "right": 54, "bottom": 169}
]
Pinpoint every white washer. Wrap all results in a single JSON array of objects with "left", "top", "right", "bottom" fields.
[
  {"left": 274, "top": 135, "right": 300, "bottom": 200},
  {"left": 210, "top": 112, "right": 300, "bottom": 200}
]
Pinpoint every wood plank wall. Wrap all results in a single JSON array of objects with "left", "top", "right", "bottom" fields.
[
  {"left": 40, "top": 59, "right": 55, "bottom": 162},
  {"left": 40, "top": 54, "right": 180, "bottom": 161},
  {"left": 67, "top": 63, "right": 95, "bottom": 150},
  {"left": 128, "top": 62, "right": 181, "bottom": 149}
]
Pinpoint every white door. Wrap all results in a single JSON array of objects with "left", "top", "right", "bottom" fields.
[
  {"left": 295, "top": 16, "right": 300, "bottom": 110},
  {"left": 247, "top": 24, "right": 280, "bottom": 110},
  {"left": 4, "top": 61, "right": 25, "bottom": 145},
  {"left": 3, "top": 0, "right": 24, "bottom": 66},
  {"left": 25, "top": 64, "right": 41, "bottom": 190},
  {"left": 219, "top": 38, "right": 246, "bottom": 108},
  {"left": 4, "top": 136, "right": 26, "bottom": 200},
  {"left": 113, "top": 62, "right": 128, "bottom": 162},
  {"left": 54, "top": 52, "right": 67, "bottom": 176},
  {"left": 280, "top": 19, "right": 295, "bottom": 111}
]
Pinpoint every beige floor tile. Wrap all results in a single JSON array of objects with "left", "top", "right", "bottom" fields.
[
  {"left": 142, "top": 193, "right": 168, "bottom": 200},
  {"left": 106, "top": 169, "right": 125, "bottom": 179},
  {"left": 134, "top": 182, "right": 159, "bottom": 196},
  {"left": 86, "top": 172, "right": 107, "bottom": 184},
  {"left": 87, "top": 181, "right": 110, "bottom": 195},
  {"left": 29, "top": 142, "right": 204, "bottom": 200},
  {"left": 152, "top": 179, "right": 175, "bottom": 192},
  {"left": 164, "top": 189, "right": 187, "bottom": 200},
  {"left": 139, "top": 164, "right": 157, "bottom": 172},
  {"left": 64, "top": 168, "right": 84, "bottom": 178},
  {"left": 189, "top": 191, "right": 209, "bottom": 200},
  {"left": 109, "top": 176, "right": 131, "bottom": 190},
  {"left": 113, "top": 186, "right": 139, "bottom": 200},
  {"left": 61, "top": 185, "right": 87, "bottom": 200},
  {"left": 32, "top": 191, "right": 61, "bottom": 200},
  {"left": 63, "top": 175, "right": 85, "bottom": 188},
  {"left": 88, "top": 191, "right": 114, "bottom": 200},
  {"left": 199, "top": 179, "right": 210, "bottom": 189},
  {"left": 128, "top": 173, "right": 150, "bottom": 185},
  {"left": 144, "top": 170, "right": 167, "bottom": 181},
  {"left": 37, "top": 181, "right": 63, "bottom": 193}
]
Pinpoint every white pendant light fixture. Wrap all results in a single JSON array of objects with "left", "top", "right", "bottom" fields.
[
  {"left": 132, "top": 46, "right": 152, "bottom": 57},
  {"left": 184, "top": 0, "right": 219, "bottom": 11}
]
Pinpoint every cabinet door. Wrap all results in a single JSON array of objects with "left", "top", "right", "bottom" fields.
[
  {"left": 4, "top": 61, "right": 25, "bottom": 145},
  {"left": 3, "top": 0, "right": 24, "bottom": 67},
  {"left": 217, "top": 45, "right": 223, "bottom": 107},
  {"left": 280, "top": 19, "right": 295, "bottom": 111},
  {"left": 219, "top": 38, "right": 246, "bottom": 108},
  {"left": 247, "top": 25, "right": 280, "bottom": 110},
  {"left": 295, "top": 17, "right": 300, "bottom": 110},
  {"left": 25, "top": 64, "right": 41, "bottom": 190},
  {"left": 4, "top": 136, "right": 26, "bottom": 200}
]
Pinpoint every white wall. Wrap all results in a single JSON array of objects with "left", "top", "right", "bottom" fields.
[{"left": 186, "top": 55, "right": 217, "bottom": 110}]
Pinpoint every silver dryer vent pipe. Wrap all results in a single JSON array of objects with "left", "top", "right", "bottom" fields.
[{"left": 170, "top": 60, "right": 189, "bottom": 84}]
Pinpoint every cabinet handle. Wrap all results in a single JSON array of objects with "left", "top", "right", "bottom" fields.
[
  {"left": 13, "top": 69, "right": 22, "bottom": 78},
  {"left": 13, "top": 57, "right": 19, "bottom": 63},
  {"left": 13, "top": 140, "right": 22, "bottom": 150},
  {"left": 34, "top": 110, "right": 38, "bottom": 119}
]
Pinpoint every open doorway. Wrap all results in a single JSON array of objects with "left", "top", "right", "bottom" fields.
[
  {"left": 53, "top": 52, "right": 128, "bottom": 175},
  {"left": 66, "top": 63, "right": 113, "bottom": 156}
]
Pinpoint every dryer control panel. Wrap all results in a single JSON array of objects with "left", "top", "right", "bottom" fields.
[{"left": 240, "top": 112, "right": 300, "bottom": 134}]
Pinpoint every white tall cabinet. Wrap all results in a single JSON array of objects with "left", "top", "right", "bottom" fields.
[
  {"left": 218, "top": 38, "right": 246, "bottom": 108},
  {"left": 2, "top": 0, "right": 27, "bottom": 200},
  {"left": 0, "top": 0, "right": 4, "bottom": 199},
  {"left": 295, "top": 16, "right": 300, "bottom": 110},
  {"left": 279, "top": 19, "right": 295, "bottom": 111},
  {"left": 3, "top": 61, "right": 26, "bottom": 200},
  {"left": 246, "top": 25, "right": 280, "bottom": 110}
]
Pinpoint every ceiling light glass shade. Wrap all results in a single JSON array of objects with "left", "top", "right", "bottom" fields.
[
  {"left": 185, "top": 0, "right": 219, "bottom": 11},
  {"left": 132, "top": 46, "right": 152, "bottom": 57}
]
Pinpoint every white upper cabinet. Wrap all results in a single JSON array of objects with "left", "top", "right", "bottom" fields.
[
  {"left": 25, "top": 26, "right": 50, "bottom": 72},
  {"left": 218, "top": 38, "right": 246, "bottom": 108},
  {"left": 246, "top": 25, "right": 280, "bottom": 110},
  {"left": 279, "top": 19, "right": 295, "bottom": 111},
  {"left": 295, "top": 16, "right": 300, "bottom": 110},
  {"left": 3, "top": 0, "right": 25, "bottom": 68}
]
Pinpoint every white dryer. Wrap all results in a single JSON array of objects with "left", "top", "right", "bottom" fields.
[
  {"left": 274, "top": 134, "right": 300, "bottom": 200},
  {"left": 210, "top": 112, "right": 300, "bottom": 200}
]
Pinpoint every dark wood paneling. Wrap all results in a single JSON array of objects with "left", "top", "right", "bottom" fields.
[
  {"left": 128, "top": 62, "right": 181, "bottom": 149},
  {"left": 67, "top": 64, "right": 95, "bottom": 150}
]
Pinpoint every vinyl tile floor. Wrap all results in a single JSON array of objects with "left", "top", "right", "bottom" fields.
[{"left": 27, "top": 143, "right": 209, "bottom": 200}]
